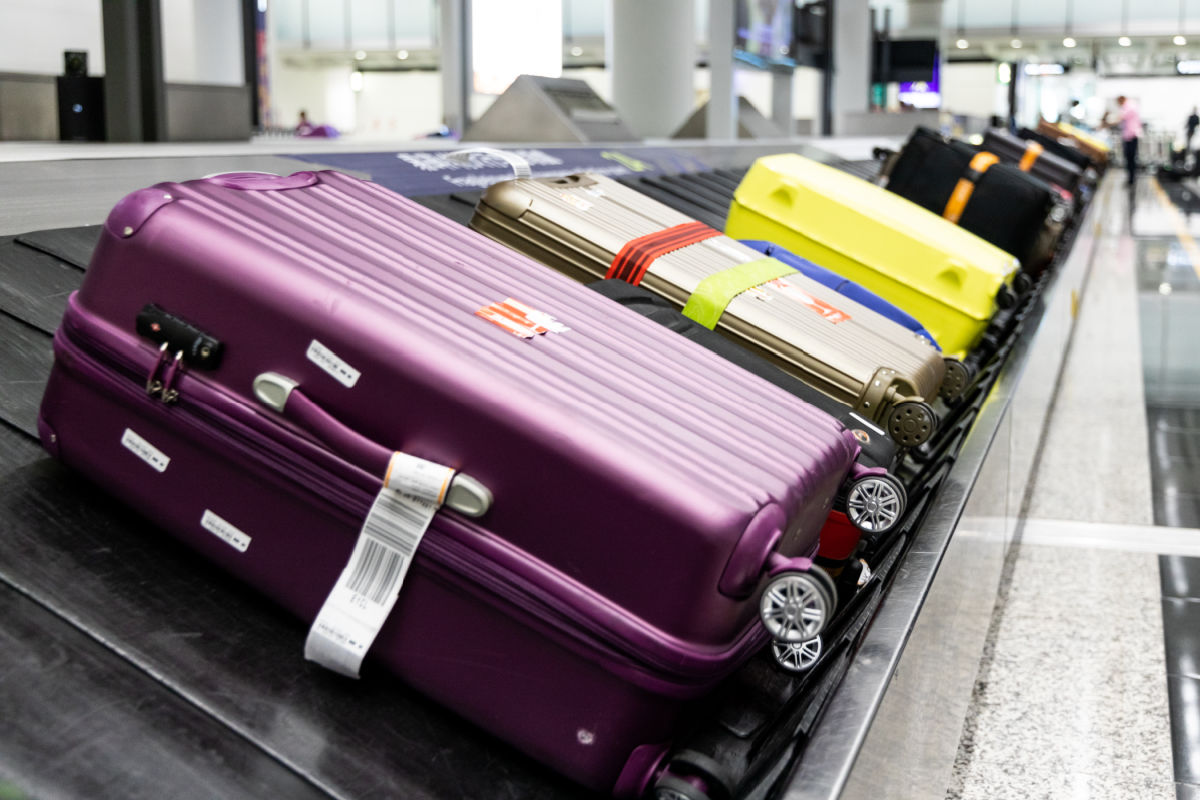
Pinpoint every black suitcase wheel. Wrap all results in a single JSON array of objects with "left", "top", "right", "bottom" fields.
[
  {"left": 939, "top": 359, "right": 974, "bottom": 402},
  {"left": 886, "top": 401, "right": 937, "bottom": 447},
  {"left": 772, "top": 635, "right": 823, "bottom": 672},
  {"left": 759, "top": 566, "right": 836, "bottom": 643},
  {"left": 845, "top": 474, "right": 907, "bottom": 535},
  {"left": 655, "top": 751, "right": 734, "bottom": 800}
]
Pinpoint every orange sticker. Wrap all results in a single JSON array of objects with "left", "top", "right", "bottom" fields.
[
  {"left": 475, "top": 298, "right": 569, "bottom": 338},
  {"left": 767, "top": 279, "right": 853, "bottom": 324}
]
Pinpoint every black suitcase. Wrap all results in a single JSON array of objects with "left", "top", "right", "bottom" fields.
[
  {"left": 883, "top": 127, "right": 1062, "bottom": 276},
  {"left": 586, "top": 279, "right": 899, "bottom": 470},
  {"left": 981, "top": 128, "right": 1084, "bottom": 199},
  {"left": 1017, "top": 128, "right": 1098, "bottom": 173}
]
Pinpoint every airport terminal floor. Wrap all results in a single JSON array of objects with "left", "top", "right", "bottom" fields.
[{"left": 1, "top": 140, "right": 1199, "bottom": 799}]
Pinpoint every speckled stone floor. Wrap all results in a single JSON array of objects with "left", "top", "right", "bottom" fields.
[{"left": 949, "top": 177, "right": 1179, "bottom": 800}]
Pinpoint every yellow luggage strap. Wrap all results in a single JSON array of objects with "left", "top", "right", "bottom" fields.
[
  {"left": 681, "top": 258, "right": 796, "bottom": 330},
  {"left": 1018, "top": 141, "right": 1044, "bottom": 171},
  {"left": 943, "top": 152, "right": 1000, "bottom": 224}
]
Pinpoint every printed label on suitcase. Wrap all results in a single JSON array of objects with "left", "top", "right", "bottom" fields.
[
  {"left": 305, "top": 456, "right": 456, "bottom": 678},
  {"left": 475, "top": 298, "right": 570, "bottom": 339},
  {"left": 307, "top": 339, "right": 361, "bottom": 388},
  {"left": 763, "top": 279, "right": 853, "bottom": 324},
  {"left": 200, "top": 509, "right": 252, "bottom": 552},
  {"left": 120, "top": 427, "right": 170, "bottom": 472}
]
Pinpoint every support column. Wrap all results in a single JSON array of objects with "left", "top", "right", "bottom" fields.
[
  {"left": 101, "top": 0, "right": 166, "bottom": 142},
  {"left": 707, "top": 0, "right": 738, "bottom": 140},
  {"left": 830, "top": 0, "right": 870, "bottom": 135},
  {"left": 439, "top": 0, "right": 471, "bottom": 135},
  {"left": 608, "top": 0, "right": 696, "bottom": 138},
  {"left": 771, "top": 68, "right": 795, "bottom": 135}
]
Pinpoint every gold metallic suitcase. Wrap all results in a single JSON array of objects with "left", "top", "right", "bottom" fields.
[{"left": 470, "top": 173, "right": 947, "bottom": 447}]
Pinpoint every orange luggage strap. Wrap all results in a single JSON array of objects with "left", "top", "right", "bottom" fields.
[
  {"left": 1018, "top": 141, "right": 1044, "bottom": 172},
  {"left": 606, "top": 221, "right": 722, "bottom": 285},
  {"left": 943, "top": 152, "right": 999, "bottom": 224}
]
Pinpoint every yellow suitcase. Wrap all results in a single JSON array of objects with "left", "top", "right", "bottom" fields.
[
  {"left": 725, "top": 153, "right": 1022, "bottom": 365},
  {"left": 1036, "top": 119, "right": 1112, "bottom": 167}
]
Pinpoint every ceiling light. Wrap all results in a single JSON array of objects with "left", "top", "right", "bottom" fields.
[
  {"left": 1176, "top": 35, "right": 1188, "bottom": 45},
  {"left": 570, "top": 45, "right": 583, "bottom": 56},
  {"left": 354, "top": 49, "right": 367, "bottom": 60},
  {"left": 1118, "top": 36, "right": 1132, "bottom": 46},
  {"left": 1011, "top": 39, "right": 1023, "bottom": 48},
  {"left": 396, "top": 49, "right": 409, "bottom": 59},
  {"left": 1063, "top": 37, "right": 1077, "bottom": 48},
  {"left": 956, "top": 38, "right": 969, "bottom": 49}
]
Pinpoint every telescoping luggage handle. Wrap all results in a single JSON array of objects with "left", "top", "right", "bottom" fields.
[{"left": 251, "top": 372, "right": 492, "bottom": 518}]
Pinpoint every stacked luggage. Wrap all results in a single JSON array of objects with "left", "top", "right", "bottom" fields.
[{"left": 36, "top": 125, "right": 1091, "bottom": 798}]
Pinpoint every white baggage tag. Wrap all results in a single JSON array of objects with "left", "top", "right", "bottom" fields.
[{"left": 305, "top": 452, "right": 455, "bottom": 678}]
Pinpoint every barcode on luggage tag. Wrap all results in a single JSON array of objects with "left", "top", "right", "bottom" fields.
[
  {"left": 305, "top": 466, "right": 448, "bottom": 677},
  {"left": 306, "top": 339, "right": 361, "bottom": 387}
]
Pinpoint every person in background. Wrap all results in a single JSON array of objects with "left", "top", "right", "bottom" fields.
[
  {"left": 295, "top": 109, "right": 314, "bottom": 136},
  {"left": 1187, "top": 107, "right": 1199, "bottom": 153},
  {"left": 1104, "top": 96, "right": 1143, "bottom": 186}
]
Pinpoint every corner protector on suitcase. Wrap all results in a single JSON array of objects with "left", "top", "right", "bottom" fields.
[
  {"left": 104, "top": 186, "right": 176, "bottom": 239},
  {"left": 37, "top": 412, "right": 61, "bottom": 458}
]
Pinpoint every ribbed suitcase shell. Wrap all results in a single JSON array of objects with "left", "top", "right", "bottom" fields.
[
  {"left": 725, "top": 153, "right": 1021, "bottom": 361},
  {"left": 739, "top": 239, "right": 939, "bottom": 347},
  {"left": 981, "top": 128, "right": 1084, "bottom": 197},
  {"left": 471, "top": 173, "right": 946, "bottom": 445},
  {"left": 37, "top": 170, "right": 862, "bottom": 795}
]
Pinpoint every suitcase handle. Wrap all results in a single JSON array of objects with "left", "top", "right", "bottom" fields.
[{"left": 252, "top": 372, "right": 492, "bottom": 518}]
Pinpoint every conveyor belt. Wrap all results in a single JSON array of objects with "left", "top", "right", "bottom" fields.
[{"left": 0, "top": 152, "right": 1082, "bottom": 800}]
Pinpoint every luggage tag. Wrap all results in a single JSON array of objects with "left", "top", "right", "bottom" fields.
[{"left": 305, "top": 452, "right": 455, "bottom": 678}]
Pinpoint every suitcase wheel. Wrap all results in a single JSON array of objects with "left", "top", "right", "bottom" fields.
[
  {"left": 759, "top": 566, "right": 836, "bottom": 644},
  {"left": 772, "top": 636, "right": 823, "bottom": 673},
  {"left": 939, "top": 360, "right": 974, "bottom": 402},
  {"left": 885, "top": 401, "right": 937, "bottom": 447},
  {"left": 654, "top": 751, "right": 734, "bottom": 800},
  {"left": 845, "top": 474, "right": 907, "bottom": 536}
]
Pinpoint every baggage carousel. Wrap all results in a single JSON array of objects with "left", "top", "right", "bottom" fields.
[{"left": 0, "top": 139, "right": 1106, "bottom": 800}]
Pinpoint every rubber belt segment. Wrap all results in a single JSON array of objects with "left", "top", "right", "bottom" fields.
[
  {"left": 606, "top": 221, "right": 722, "bottom": 286},
  {"left": 943, "top": 152, "right": 999, "bottom": 224},
  {"left": 1018, "top": 141, "right": 1044, "bottom": 171},
  {"left": 681, "top": 257, "right": 796, "bottom": 330}
]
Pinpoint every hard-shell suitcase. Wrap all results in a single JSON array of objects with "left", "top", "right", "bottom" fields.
[
  {"left": 37, "top": 170, "right": 903, "bottom": 797},
  {"left": 1036, "top": 119, "right": 1111, "bottom": 168},
  {"left": 882, "top": 126, "right": 1062, "bottom": 274},
  {"left": 981, "top": 128, "right": 1085, "bottom": 199},
  {"left": 1018, "top": 128, "right": 1096, "bottom": 173},
  {"left": 738, "top": 239, "right": 940, "bottom": 348},
  {"left": 470, "top": 172, "right": 947, "bottom": 445},
  {"left": 585, "top": 279, "right": 899, "bottom": 471},
  {"left": 724, "top": 153, "right": 1022, "bottom": 374}
]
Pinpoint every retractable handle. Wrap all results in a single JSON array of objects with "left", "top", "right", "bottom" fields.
[{"left": 252, "top": 372, "right": 492, "bottom": 518}]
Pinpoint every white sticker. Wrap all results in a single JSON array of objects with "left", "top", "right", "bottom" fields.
[
  {"left": 305, "top": 477, "right": 451, "bottom": 678},
  {"left": 201, "top": 509, "right": 252, "bottom": 553},
  {"left": 384, "top": 452, "right": 456, "bottom": 503},
  {"left": 120, "top": 428, "right": 170, "bottom": 472},
  {"left": 306, "top": 339, "right": 361, "bottom": 388}
]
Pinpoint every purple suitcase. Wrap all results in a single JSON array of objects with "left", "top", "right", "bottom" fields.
[{"left": 37, "top": 170, "right": 893, "bottom": 796}]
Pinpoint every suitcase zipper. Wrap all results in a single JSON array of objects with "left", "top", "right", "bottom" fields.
[{"left": 54, "top": 315, "right": 764, "bottom": 688}]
